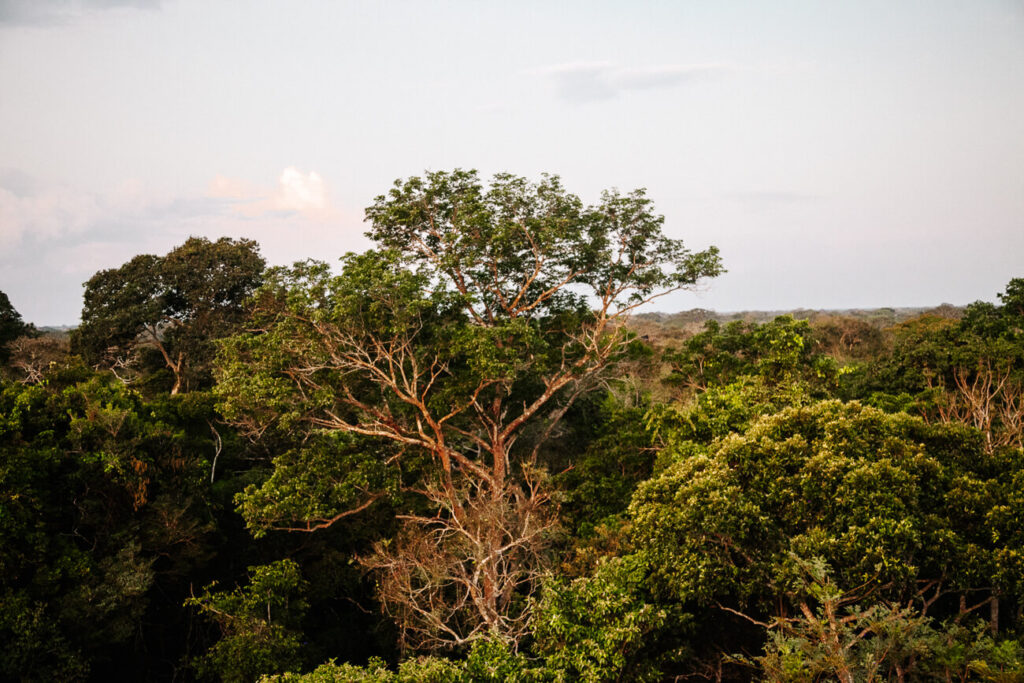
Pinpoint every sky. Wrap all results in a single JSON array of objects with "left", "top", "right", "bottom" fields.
[{"left": 1, "top": 0, "right": 1022, "bottom": 326}]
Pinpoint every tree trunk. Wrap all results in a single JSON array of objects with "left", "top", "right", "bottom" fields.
[{"left": 149, "top": 328, "right": 185, "bottom": 395}]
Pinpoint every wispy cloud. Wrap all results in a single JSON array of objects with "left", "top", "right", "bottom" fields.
[
  {"left": 532, "top": 61, "right": 735, "bottom": 103},
  {"left": 0, "top": 0, "right": 162, "bottom": 26}
]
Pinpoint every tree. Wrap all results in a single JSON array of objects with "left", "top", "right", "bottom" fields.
[
  {"left": 0, "top": 369, "right": 220, "bottom": 679},
  {"left": 74, "top": 237, "right": 265, "bottom": 394},
  {"left": 4, "top": 333, "right": 69, "bottom": 383},
  {"left": 216, "top": 169, "right": 722, "bottom": 649},
  {"left": 186, "top": 560, "right": 308, "bottom": 682},
  {"left": 531, "top": 555, "right": 684, "bottom": 682},
  {"left": 809, "top": 314, "right": 889, "bottom": 363},
  {"left": 662, "top": 315, "right": 839, "bottom": 397},
  {"left": 629, "top": 400, "right": 1024, "bottom": 675},
  {"left": 0, "top": 290, "right": 34, "bottom": 365},
  {"left": 743, "top": 555, "right": 1024, "bottom": 682},
  {"left": 261, "top": 639, "right": 528, "bottom": 682},
  {"left": 855, "top": 278, "right": 1024, "bottom": 452},
  {"left": 554, "top": 396, "right": 657, "bottom": 538}
]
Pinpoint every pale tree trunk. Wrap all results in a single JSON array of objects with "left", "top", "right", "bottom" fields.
[{"left": 146, "top": 325, "right": 185, "bottom": 395}]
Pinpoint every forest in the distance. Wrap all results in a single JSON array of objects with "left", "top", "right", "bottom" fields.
[{"left": 1, "top": 170, "right": 1023, "bottom": 682}]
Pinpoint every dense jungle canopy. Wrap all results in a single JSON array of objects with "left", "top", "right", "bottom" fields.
[{"left": 1, "top": 171, "right": 1023, "bottom": 682}]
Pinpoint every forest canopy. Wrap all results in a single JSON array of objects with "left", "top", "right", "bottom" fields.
[{"left": 0, "top": 171, "right": 1022, "bottom": 682}]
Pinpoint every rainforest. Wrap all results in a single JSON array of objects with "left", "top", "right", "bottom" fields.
[{"left": 1, "top": 170, "right": 1022, "bottom": 681}]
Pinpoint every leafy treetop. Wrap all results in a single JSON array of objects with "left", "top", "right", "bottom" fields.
[
  {"left": 216, "top": 170, "right": 722, "bottom": 649},
  {"left": 74, "top": 237, "right": 265, "bottom": 394}
]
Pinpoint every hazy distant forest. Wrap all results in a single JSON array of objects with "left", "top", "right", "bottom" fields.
[{"left": 3, "top": 170, "right": 1024, "bottom": 682}]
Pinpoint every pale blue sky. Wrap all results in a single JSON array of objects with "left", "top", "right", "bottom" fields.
[{"left": 1, "top": 0, "right": 1022, "bottom": 325}]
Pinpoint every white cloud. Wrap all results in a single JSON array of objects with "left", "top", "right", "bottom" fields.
[
  {"left": 1, "top": 167, "right": 355, "bottom": 272},
  {"left": 209, "top": 166, "right": 333, "bottom": 218},
  {"left": 0, "top": 168, "right": 369, "bottom": 324},
  {"left": 277, "top": 167, "right": 326, "bottom": 211}
]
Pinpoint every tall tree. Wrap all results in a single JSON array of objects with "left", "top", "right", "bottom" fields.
[
  {"left": 217, "top": 170, "right": 722, "bottom": 649},
  {"left": 0, "top": 290, "right": 33, "bottom": 364},
  {"left": 74, "top": 237, "right": 265, "bottom": 394}
]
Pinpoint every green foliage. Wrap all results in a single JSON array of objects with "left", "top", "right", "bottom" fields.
[
  {"left": 632, "top": 400, "right": 1023, "bottom": 620},
  {"left": 0, "top": 289, "right": 35, "bottom": 364},
  {"left": 5, "top": 215, "right": 1022, "bottom": 681},
  {"left": 188, "top": 559, "right": 309, "bottom": 682},
  {"left": 745, "top": 555, "right": 1024, "bottom": 682},
  {"left": 554, "top": 395, "right": 656, "bottom": 535},
  {"left": 236, "top": 432, "right": 402, "bottom": 537},
  {"left": 961, "top": 278, "right": 1024, "bottom": 341},
  {"left": 365, "top": 170, "right": 723, "bottom": 314},
  {"left": 268, "top": 556, "right": 685, "bottom": 682},
  {"left": 262, "top": 656, "right": 459, "bottom": 682},
  {"left": 216, "top": 171, "right": 722, "bottom": 648},
  {"left": 663, "top": 315, "right": 839, "bottom": 396},
  {"left": 73, "top": 252, "right": 163, "bottom": 361},
  {"left": 74, "top": 236, "right": 265, "bottom": 393},
  {"left": 0, "top": 371, "right": 218, "bottom": 678},
  {"left": 647, "top": 374, "right": 817, "bottom": 456},
  {"left": 998, "top": 278, "right": 1024, "bottom": 323},
  {"left": 458, "top": 639, "right": 531, "bottom": 681},
  {"left": 850, "top": 279, "right": 1024, "bottom": 438},
  {"left": 260, "top": 638, "right": 528, "bottom": 682},
  {"left": 0, "top": 592, "right": 89, "bottom": 680},
  {"left": 532, "top": 555, "right": 685, "bottom": 682}
]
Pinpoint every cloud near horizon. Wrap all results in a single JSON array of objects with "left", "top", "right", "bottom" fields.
[
  {"left": 0, "top": 167, "right": 349, "bottom": 266},
  {"left": 533, "top": 61, "right": 735, "bottom": 103},
  {"left": 0, "top": 184, "right": 101, "bottom": 251},
  {"left": 0, "top": 167, "right": 365, "bottom": 324},
  {"left": 208, "top": 167, "right": 333, "bottom": 219}
]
